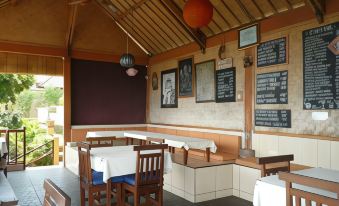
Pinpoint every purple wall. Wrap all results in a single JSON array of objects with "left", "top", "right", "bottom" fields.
[{"left": 71, "top": 59, "right": 147, "bottom": 125}]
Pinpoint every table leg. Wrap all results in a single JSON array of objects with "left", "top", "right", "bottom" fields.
[
  {"left": 172, "top": 147, "right": 175, "bottom": 154},
  {"left": 116, "top": 183, "right": 122, "bottom": 206},
  {"left": 206, "top": 148, "right": 210, "bottom": 162},
  {"left": 125, "top": 138, "right": 129, "bottom": 145},
  {"left": 106, "top": 179, "right": 111, "bottom": 206},
  {"left": 183, "top": 149, "right": 188, "bottom": 165}
]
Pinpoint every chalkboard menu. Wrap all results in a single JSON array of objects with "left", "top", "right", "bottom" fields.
[
  {"left": 257, "top": 37, "right": 287, "bottom": 67},
  {"left": 303, "top": 22, "right": 339, "bottom": 110},
  {"left": 255, "top": 109, "right": 291, "bottom": 128},
  {"left": 256, "top": 71, "right": 288, "bottom": 104},
  {"left": 215, "top": 67, "right": 236, "bottom": 102}
]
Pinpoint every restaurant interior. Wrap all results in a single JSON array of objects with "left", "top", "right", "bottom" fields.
[{"left": 0, "top": 0, "right": 339, "bottom": 205}]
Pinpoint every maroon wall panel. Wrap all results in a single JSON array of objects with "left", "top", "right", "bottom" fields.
[{"left": 71, "top": 59, "right": 147, "bottom": 125}]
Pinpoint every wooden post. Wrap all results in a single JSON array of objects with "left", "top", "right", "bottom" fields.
[
  {"left": 63, "top": 57, "right": 71, "bottom": 167},
  {"left": 53, "top": 137, "right": 59, "bottom": 165}
]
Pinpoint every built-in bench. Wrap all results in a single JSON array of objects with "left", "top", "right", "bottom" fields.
[{"left": 0, "top": 170, "right": 18, "bottom": 206}]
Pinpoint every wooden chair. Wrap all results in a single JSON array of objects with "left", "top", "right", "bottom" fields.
[
  {"left": 77, "top": 142, "right": 122, "bottom": 206},
  {"left": 257, "top": 154, "right": 294, "bottom": 177},
  {"left": 122, "top": 144, "right": 168, "bottom": 206},
  {"left": 43, "top": 178, "right": 71, "bottom": 206},
  {"left": 87, "top": 137, "right": 116, "bottom": 147},
  {"left": 279, "top": 172, "right": 339, "bottom": 206}
]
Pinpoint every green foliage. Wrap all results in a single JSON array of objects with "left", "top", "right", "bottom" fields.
[
  {"left": 0, "top": 110, "right": 23, "bottom": 129},
  {"left": 0, "top": 74, "right": 35, "bottom": 104},
  {"left": 43, "top": 87, "right": 63, "bottom": 106},
  {"left": 16, "top": 90, "right": 35, "bottom": 117}
]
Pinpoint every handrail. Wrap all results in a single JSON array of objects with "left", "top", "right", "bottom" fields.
[
  {"left": 26, "top": 150, "right": 53, "bottom": 166},
  {"left": 9, "top": 139, "right": 53, "bottom": 163}
]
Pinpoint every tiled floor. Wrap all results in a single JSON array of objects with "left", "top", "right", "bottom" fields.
[{"left": 7, "top": 166, "right": 252, "bottom": 206}]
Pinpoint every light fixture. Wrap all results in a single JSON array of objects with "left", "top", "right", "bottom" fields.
[
  {"left": 183, "top": 0, "right": 213, "bottom": 28},
  {"left": 126, "top": 67, "right": 138, "bottom": 76},
  {"left": 120, "top": 36, "right": 135, "bottom": 68}
]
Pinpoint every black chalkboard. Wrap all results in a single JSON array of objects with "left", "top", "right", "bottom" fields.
[
  {"left": 257, "top": 37, "right": 287, "bottom": 67},
  {"left": 256, "top": 71, "right": 288, "bottom": 104},
  {"left": 255, "top": 109, "right": 291, "bottom": 128},
  {"left": 215, "top": 67, "right": 236, "bottom": 103},
  {"left": 303, "top": 22, "right": 339, "bottom": 110}
]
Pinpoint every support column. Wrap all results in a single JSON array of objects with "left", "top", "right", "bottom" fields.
[{"left": 63, "top": 58, "right": 72, "bottom": 146}]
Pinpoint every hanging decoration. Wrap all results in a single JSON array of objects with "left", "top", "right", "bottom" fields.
[{"left": 183, "top": 0, "right": 213, "bottom": 28}]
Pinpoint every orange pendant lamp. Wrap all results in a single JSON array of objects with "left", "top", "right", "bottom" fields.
[{"left": 183, "top": 0, "right": 213, "bottom": 28}]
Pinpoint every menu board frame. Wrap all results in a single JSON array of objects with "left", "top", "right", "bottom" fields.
[
  {"left": 256, "top": 70, "right": 288, "bottom": 104},
  {"left": 215, "top": 67, "right": 236, "bottom": 103},
  {"left": 255, "top": 109, "right": 291, "bottom": 128},
  {"left": 303, "top": 22, "right": 339, "bottom": 110},
  {"left": 256, "top": 36, "right": 289, "bottom": 68}
]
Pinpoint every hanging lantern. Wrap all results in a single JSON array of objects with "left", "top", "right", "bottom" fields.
[
  {"left": 120, "top": 53, "right": 135, "bottom": 68},
  {"left": 183, "top": 0, "right": 213, "bottom": 28}
]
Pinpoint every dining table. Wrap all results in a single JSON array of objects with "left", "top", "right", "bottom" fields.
[
  {"left": 90, "top": 145, "right": 173, "bottom": 206},
  {"left": 0, "top": 137, "right": 8, "bottom": 169},
  {"left": 86, "top": 130, "right": 217, "bottom": 165},
  {"left": 253, "top": 167, "right": 339, "bottom": 206}
]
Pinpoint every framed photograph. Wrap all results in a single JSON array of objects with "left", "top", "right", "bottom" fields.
[
  {"left": 238, "top": 24, "right": 260, "bottom": 50},
  {"left": 161, "top": 68, "right": 178, "bottom": 108},
  {"left": 195, "top": 60, "right": 216, "bottom": 103},
  {"left": 178, "top": 57, "right": 194, "bottom": 97},
  {"left": 152, "top": 72, "right": 158, "bottom": 90}
]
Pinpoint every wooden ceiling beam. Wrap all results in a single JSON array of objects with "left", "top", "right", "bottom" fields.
[
  {"left": 115, "top": 0, "right": 150, "bottom": 20},
  {"left": 221, "top": 0, "right": 242, "bottom": 25},
  {"left": 306, "top": 0, "right": 325, "bottom": 23},
  {"left": 159, "top": 0, "right": 207, "bottom": 52},
  {"left": 65, "top": 4, "right": 78, "bottom": 56},
  {"left": 284, "top": 0, "right": 293, "bottom": 10},
  {"left": 267, "top": 0, "right": 278, "bottom": 14},
  {"left": 235, "top": 0, "right": 256, "bottom": 22},
  {"left": 250, "top": 0, "right": 265, "bottom": 18}
]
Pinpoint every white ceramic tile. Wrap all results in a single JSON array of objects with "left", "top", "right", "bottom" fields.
[
  {"left": 184, "top": 192, "right": 195, "bottom": 202},
  {"left": 216, "top": 189, "right": 233, "bottom": 198},
  {"left": 240, "top": 191, "right": 253, "bottom": 202},
  {"left": 195, "top": 167, "right": 216, "bottom": 194},
  {"left": 278, "top": 136, "right": 302, "bottom": 164},
  {"left": 239, "top": 166, "right": 261, "bottom": 195},
  {"left": 317, "top": 140, "right": 331, "bottom": 169},
  {"left": 184, "top": 167, "right": 195, "bottom": 195},
  {"left": 259, "top": 134, "right": 279, "bottom": 157},
  {"left": 195, "top": 192, "right": 216, "bottom": 202},
  {"left": 300, "top": 138, "right": 317, "bottom": 167},
  {"left": 216, "top": 165, "right": 232, "bottom": 191},
  {"left": 164, "top": 172, "right": 172, "bottom": 185},
  {"left": 171, "top": 187, "right": 185, "bottom": 199},
  {"left": 232, "top": 189, "right": 240, "bottom": 197},
  {"left": 163, "top": 184, "right": 171, "bottom": 192},
  {"left": 171, "top": 163, "right": 185, "bottom": 190},
  {"left": 252, "top": 134, "right": 260, "bottom": 157},
  {"left": 331, "top": 141, "right": 339, "bottom": 171},
  {"left": 233, "top": 165, "right": 240, "bottom": 190}
]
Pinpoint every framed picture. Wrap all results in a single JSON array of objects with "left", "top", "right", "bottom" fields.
[
  {"left": 238, "top": 24, "right": 260, "bottom": 50},
  {"left": 178, "top": 57, "right": 194, "bottom": 97},
  {"left": 161, "top": 68, "right": 178, "bottom": 108},
  {"left": 152, "top": 72, "right": 158, "bottom": 90},
  {"left": 195, "top": 60, "right": 216, "bottom": 103}
]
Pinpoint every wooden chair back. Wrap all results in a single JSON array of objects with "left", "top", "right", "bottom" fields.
[
  {"left": 43, "top": 179, "right": 71, "bottom": 206},
  {"left": 86, "top": 137, "right": 115, "bottom": 147},
  {"left": 133, "top": 144, "right": 168, "bottom": 187},
  {"left": 257, "top": 154, "right": 294, "bottom": 177},
  {"left": 279, "top": 172, "right": 339, "bottom": 206},
  {"left": 146, "top": 137, "right": 165, "bottom": 145},
  {"left": 77, "top": 142, "right": 93, "bottom": 185}
]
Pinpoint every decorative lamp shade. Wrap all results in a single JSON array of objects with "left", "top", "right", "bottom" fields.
[
  {"left": 183, "top": 0, "right": 213, "bottom": 28},
  {"left": 120, "top": 53, "right": 135, "bottom": 68},
  {"left": 126, "top": 67, "right": 138, "bottom": 76}
]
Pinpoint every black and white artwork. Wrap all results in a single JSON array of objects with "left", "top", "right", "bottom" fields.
[
  {"left": 161, "top": 69, "right": 178, "bottom": 108},
  {"left": 195, "top": 60, "right": 216, "bottom": 103},
  {"left": 178, "top": 57, "right": 193, "bottom": 97}
]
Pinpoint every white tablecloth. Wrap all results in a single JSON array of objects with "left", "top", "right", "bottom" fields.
[
  {"left": 0, "top": 137, "right": 8, "bottom": 157},
  {"left": 253, "top": 168, "right": 339, "bottom": 206},
  {"left": 86, "top": 130, "right": 217, "bottom": 153},
  {"left": 90, "top": 145, "right": 172, "bottom": 182}
]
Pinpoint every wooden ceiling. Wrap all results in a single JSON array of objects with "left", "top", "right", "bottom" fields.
[
  {"left": 1, "top": 0, "right": 325, "bottom": 58},
  {"left": 95, "top": 0, "right": 308, "bottom": 55}
]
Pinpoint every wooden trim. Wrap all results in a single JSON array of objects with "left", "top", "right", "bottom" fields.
[
  {"left": 0, "top": 41, "right": 67, "bottom": 57},
  {"left": 255, "top": 131, "right": 339, "bottom": 141},
  {"left": 148, "top": 123, "right": 242, "bottom": 133}
]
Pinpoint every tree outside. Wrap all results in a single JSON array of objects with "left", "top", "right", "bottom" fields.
[{"left": 0, "top": 74, "right": 64, "bottom": 167}]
